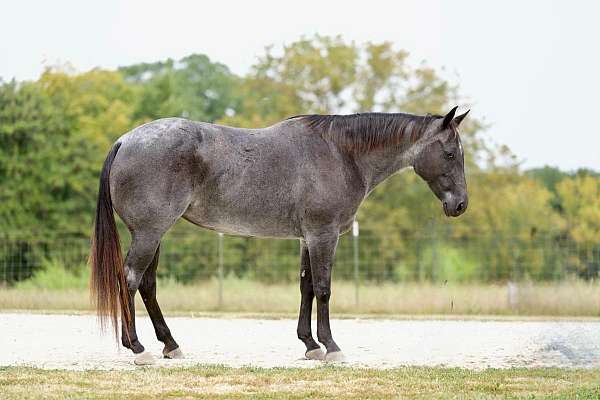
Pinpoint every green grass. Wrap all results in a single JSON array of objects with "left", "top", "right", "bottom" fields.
[
  {"left": 14, "top": 259, "right": 89, "bottom": 290},
  {"left": 1, "top": 365, "right": 599, "bottom": 399}
]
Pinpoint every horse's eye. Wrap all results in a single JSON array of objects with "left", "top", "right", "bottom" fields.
[{"left": 446, "top": 152, "right": 455, "bottom": 160}]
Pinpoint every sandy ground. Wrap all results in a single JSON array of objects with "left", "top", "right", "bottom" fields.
[{"left": 1, "top": 313, "right": 600, "bottom": 370}]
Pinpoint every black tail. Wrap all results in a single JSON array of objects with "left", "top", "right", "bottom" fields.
[{"left": 89, "top": 142, "right": 129, "bottom": 341}]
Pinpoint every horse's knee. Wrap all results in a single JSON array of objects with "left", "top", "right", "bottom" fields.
[{"left": 314, "top": 285, "right": 331, "bottom": 303}]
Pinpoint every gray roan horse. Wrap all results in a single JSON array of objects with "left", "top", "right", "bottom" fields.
[{"left": 90, "top": 106, "right": 469, "bottom": 364}]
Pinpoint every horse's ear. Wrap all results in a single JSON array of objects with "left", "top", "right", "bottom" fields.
[
  {"left": 442, "top": 106, "right": 458, "bottom": 129},
  {"left": 453, "top": 110, "right": 470, "bottom": 127}
]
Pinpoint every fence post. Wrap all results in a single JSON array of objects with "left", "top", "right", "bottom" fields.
[
  {"left": 431, "top": 221, "right": 438, "bottom": 282},
  {"left": 218, "top": 232, "right": 224, "bottom": 309},
  {"left": 352, "top": 220, "right": 360, "bottom": 307}
]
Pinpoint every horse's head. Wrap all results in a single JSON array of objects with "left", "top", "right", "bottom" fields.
[{"left": 414, "top": 106, "right": 469, "bottom": 217}]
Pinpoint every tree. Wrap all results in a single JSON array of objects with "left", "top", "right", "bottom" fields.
[
  {"left": 2, "top": 37, "right": 596, "bottom": 284},
  {"left": 120, "top": 54, "right": 239, "bottom": 123},
  {"left": 0, "top": 67, "right": 140, "bottom": 234},
  {"left": 556, "top": 176, "right": 600, "bottom": 278},
  {"left": 0, "top": 79, "right": 72, "bottom": 235},
  {"left": 219, "top": 35, "right": 497, "bottom": 282}
]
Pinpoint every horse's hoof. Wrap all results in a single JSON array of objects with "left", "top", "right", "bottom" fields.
[
  {"left": 324, "top": 351, "right": 346, "bottom": 363},
  {"left": 134, "top": 351, "right": 155, "bottom": 366},
  {"left": 305, "top": 348, "right": 325, "bottom": 360},
  {"left": 163, "top": 347, "right": 184, "bottom": 359}
]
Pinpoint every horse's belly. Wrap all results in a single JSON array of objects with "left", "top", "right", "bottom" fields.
[{"left": 183, "top": 204, "right": 301, "bottom": 239}]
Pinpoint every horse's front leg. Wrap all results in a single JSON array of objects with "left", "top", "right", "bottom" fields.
[
  {"left": 306, "top": 230, "right": 345, "bottom": 362},
  {"left": 297, "top": 240, "right": 325, "bottom": 360}
]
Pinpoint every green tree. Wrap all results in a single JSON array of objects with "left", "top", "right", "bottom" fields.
[
  {"left": 36, "top": 68, "right": 138, "bottom": 232},
  {"left": 120, "top": 54, "right": 239, "bottom": 123},
  {"left": 0, "top": 79, "right": 69, "bottom": 234},
  {"left": 0, "top": 67, "right": 138, "bottom": 236},
  {"left": 556, "top": 176, "right": 600, "bottom": 278},
  {"left": 2, "top": 36, "right": 596, "bottom": 285},
  {"left": 219, "top": 35, "right": 495, "bottom": 281}
]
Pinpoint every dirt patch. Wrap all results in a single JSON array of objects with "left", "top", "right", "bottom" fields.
[{"left": 1, "top": 313, "right": 600, "bottom": 370}]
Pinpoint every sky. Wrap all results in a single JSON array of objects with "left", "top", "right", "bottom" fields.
[{"left": 1, "top": 0, "right": 598, "bottom": 171}]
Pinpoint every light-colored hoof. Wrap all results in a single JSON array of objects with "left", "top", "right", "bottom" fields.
[
  {"left": 324, "top": 351, "right": 346, "bottom": 363},
  {"left": 134, "top": 351, "right": 155, "bottom": 366},
  {"left": 163, "top": 347, "right": 185, "bottom": 359},
  {"left": 305, "top": 348, "right": 325, "bottom": 360}
]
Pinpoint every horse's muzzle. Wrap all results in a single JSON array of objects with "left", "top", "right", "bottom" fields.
[{"left": 443, "top": 194, "right": 468, "bottom": 217}]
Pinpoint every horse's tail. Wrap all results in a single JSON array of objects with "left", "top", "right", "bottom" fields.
[{"left": 89, "top": 141, "right": 129, "bottom": 341}]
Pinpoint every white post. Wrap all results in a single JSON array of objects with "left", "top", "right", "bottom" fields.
[
  {"left": 352, "top": 220, "right": 360, "bottom": 307},
  {"left": 218, "top": 232, "right": 224, "bottom": 309}
]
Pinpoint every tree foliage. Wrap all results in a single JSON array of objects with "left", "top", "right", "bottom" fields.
[
  {"left": 1, "top": 35, "right": 598, "bottom": 283},
  {"left": 120, "top": 54, "right": 238, "bottom": 123}
]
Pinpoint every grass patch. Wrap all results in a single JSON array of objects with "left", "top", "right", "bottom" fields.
[
  {"left": 1, "top": 365, "right": 599, "bottom": 399},
  {"left": 14, "top": 259, "right": 89, "bottom": 290},
  {"left": 3, "top": 261, "right": 600, "bottom": 317}
]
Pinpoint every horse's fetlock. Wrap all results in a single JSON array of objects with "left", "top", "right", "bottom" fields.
[
  {"left": 122, "top": 336, "right": 143, "bottom": 353},
  {"left": 157, "top": 328, "right": 172, "bottom": 342},
  {"left": 317, "top": 332, "right": 329, "bottom": 344},
  {"left": 297, "top": 329, "right": 311, "bottom": 341}
]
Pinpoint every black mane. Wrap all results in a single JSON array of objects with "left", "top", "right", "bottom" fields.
[{"left": 291, "top": 112, "right": 441, "bottom": 154}]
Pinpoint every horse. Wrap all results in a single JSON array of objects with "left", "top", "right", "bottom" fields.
[{"left": 89, "top": 106, "right": 469, "bottom": 365}]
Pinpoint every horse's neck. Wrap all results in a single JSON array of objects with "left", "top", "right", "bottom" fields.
[{"left": 355, "top": 138, "right": 423, "bottom": 193}]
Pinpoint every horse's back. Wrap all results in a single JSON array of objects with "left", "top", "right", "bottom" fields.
[{"left": 183, "top": 120, "right": 316, "bottom": 237}]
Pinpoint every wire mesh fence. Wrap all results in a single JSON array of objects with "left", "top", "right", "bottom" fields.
[{"left": 1, "top": 225, "right": 599, "bottom": 288}]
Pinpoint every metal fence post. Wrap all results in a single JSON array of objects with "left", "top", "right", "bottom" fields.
[
  {"left": 431, "top": 221, "right": 438, "bottom": 282},
  {"left": 352, "top": 220, "right": 360, "bottom": 307},
  {"left": 218, "top": 232, "right": 224, "bottom": 309}
]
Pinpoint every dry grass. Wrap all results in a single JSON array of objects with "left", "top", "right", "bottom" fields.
[
  {"left": 1, "top": 365, "right": 599, "bottom": 399},
  {"left": 2, "top": 279, "right": 600, "bottom": 317}
]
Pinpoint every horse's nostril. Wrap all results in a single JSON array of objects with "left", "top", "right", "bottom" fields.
[{"left": 456, "top": 202, "right": 465, "bottom": 213}]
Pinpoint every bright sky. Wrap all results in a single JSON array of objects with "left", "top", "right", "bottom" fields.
[{"left": 2, "top": 0, "right": 598, "bottom": 171}]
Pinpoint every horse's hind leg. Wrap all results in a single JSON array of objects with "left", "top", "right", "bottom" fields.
[
  {"left": 120, "top": 232, "right": 162, "bottom": 364},
  {"left": 297, "top": 240, "right": 324, "bottom": 360},
  {"left": 139, "top": 245, "right": 183, "bottom": 359}
]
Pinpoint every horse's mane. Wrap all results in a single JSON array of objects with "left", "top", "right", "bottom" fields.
[{"left": 289, "top": 112, "right": 442, "bottom": 154}]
